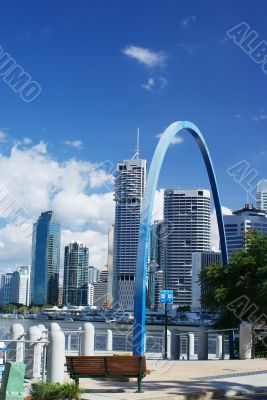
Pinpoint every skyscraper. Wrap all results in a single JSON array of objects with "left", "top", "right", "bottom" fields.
[
  {"left": 107, "top": 225, "right": 114, "bottom": 308},
  {"left": 256, "top": 179, "right": 267, "bottom": 211},
  {"left": 191, "top": 251, "right": 221, "bottom": 311},
  {"left": 30, "top": 211, "right": 61, "bottom": 306},
  {"left": 63, "top": 241, "right": 89, "bottom": 306},
  {"left": 10, "top": 266, "right": 30, "bottom": 306},
  {"left": 113, "top": 156, "right": 146, "bottom": 309},
  {"left": 0, "top": 273, "right": 13, "bottom": 306},
  {"left": 224, "top": 203, "right": 267, "bottom": 257},
  {"left": 163, "top": 189, "right": 211, "bottom": 307}
]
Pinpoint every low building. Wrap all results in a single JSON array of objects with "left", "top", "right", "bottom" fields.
[
  {"left": 224, "top": 204, "right": 267, "bottom": 257},
  {"left": 93, "top": 270, "right": 108, "bottom": 307},
  {"left": 87, "top": 283, "right": 94, "bottom": 306}
]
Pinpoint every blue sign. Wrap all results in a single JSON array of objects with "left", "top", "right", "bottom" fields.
[{"left": 160, "top": 290, "right": 173, "bottom": 304}]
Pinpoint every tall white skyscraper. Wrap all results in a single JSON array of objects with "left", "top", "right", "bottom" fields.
[
  {"left": 113, "top": 157, "right": 147, "bottom": 309},
  {"left": 224, "top": 203, "right": 267, "bottom": 257},
  {"left": 163, "top": 189, "right": 211, "bottom": 307},
  {"left": 256, "top": 179, "right": 267, "bottom": 211}
]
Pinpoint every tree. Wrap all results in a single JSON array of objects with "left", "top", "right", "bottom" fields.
[
  {"left": 17, "top": 305, "right": 28, "bottom": 314},
  {"left": 42, "top": 304, "right": 54, "bottom": 309},
  {"left": 200, "top": 231, "right": 267, "bottom": 328},
  {"left": 29, "top": 306, "right": 39, "bottom": 314},
  {"left": 1, "top": 304, "right": 18, "bottom": 313}
]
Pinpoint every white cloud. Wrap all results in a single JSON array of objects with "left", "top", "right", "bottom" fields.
[
  {"left": 180, "top": 16, "right": 197, "bottom": 29},
  {"left": 64, "top": 140, "right": 83, "bottom": 149},
  {"left": 52, "top": 192, "right": 114, "bottom": 233},
  {"left": 122, "top": 45, "right": 167, "bottom": 68},
  {"left": 0, "top": 141, "right": 115, "bottom": 270},
  {"left": 22, "top": 137, "right": 32, "bottom": 145},
  {"left": 211, "top": 206, "right": 232, "bottom": 251},
  {"left": 156, "top": 132, "right": 184, "bottom": 145},
  {"left": 0, "top": 224, "right": 32, "bottom": 270},
  {"left": 142, "top": 77, "right": 155, "bottom": 91},
  {"left": 142, "top": 76, "right": 167, "bottom": 91}
]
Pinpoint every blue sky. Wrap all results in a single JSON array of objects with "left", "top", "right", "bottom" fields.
[{"left": 0, "top": 0, "right": 266, "bottom": 269}]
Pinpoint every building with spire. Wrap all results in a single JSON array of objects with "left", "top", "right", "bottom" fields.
[{"left": 113, "top": 131, "right": 147, "bottom": 309}]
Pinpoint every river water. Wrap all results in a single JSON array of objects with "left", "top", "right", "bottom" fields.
[{"left": 0, "top": 318, "right": 220, "bottom": 355}]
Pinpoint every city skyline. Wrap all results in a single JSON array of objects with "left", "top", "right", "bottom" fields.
[{"left": 0, "top": 1, "right": 266, "bottom": 273}]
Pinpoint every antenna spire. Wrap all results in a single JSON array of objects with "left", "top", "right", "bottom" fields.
[
  {"left": 133, "top": 127, "right": 140, "bottom": 159},
  {"left": 136, "top": 127, "right": 140, "bottom": 158}
]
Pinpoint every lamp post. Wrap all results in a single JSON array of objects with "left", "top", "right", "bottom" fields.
[{"left": 164, "top": 248, "right": 167, "bottom": 359}]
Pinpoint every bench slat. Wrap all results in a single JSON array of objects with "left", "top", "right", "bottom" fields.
[{"left": 66, "top": 355, "right": 147, "bottom": 377}]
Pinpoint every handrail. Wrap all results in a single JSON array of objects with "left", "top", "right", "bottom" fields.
[{"left": 0, "top": 339, "right": 48, "bottom": 344}]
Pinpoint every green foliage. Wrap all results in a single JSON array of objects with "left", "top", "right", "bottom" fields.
[
  {"left": 17, "top": 305, "right": 28, "bottom": 314},
  {"left": 29, "top": 306, "right": 40, "bottom": 314},
  {"left": 30, "top": 382, "right": 82, "bottom": 400},
  {"left": 1, "top": 303, "right": 18, "bottom": 313},
  {"left": 200, "top": 231, "right": 267, "bottom": 328},
  {"left": 42, "top": 304, "right": 54, "bottom": 309}
]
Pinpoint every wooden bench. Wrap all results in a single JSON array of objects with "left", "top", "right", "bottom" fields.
[{"left": 66, "top": 355, "right": 149, "bottom": 393}]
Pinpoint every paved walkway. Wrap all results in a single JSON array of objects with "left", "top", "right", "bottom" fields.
[{"left": 66, "top": 359, "right": 267, "bottom": 400}]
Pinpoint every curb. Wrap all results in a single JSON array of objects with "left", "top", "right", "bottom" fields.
[{"left": 80, "top": 389, "right": 267, "bottom": 400}]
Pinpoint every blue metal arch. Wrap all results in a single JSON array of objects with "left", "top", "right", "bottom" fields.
[{"left": 133, "top": 120, "right": 228, "bottom": 355}]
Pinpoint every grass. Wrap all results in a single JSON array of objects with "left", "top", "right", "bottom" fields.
[{"left": 30, "top": 381, "right": 82, "bottom": 400}]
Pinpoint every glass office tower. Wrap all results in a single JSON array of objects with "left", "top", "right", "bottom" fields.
[
  {"left": 30, "top": 211, "right": 61, "bottom": 305},
  {"left": 63, "top": 241, "right": 89, "bottom": 306}
]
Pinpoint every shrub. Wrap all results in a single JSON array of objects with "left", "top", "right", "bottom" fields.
[{"left": 30, "top": 382, "right": 82, "bottom": 400}]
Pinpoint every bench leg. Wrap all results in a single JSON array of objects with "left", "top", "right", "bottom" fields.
[{"left": 136, "top": 378, "right": 144, "bottom": 393}]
